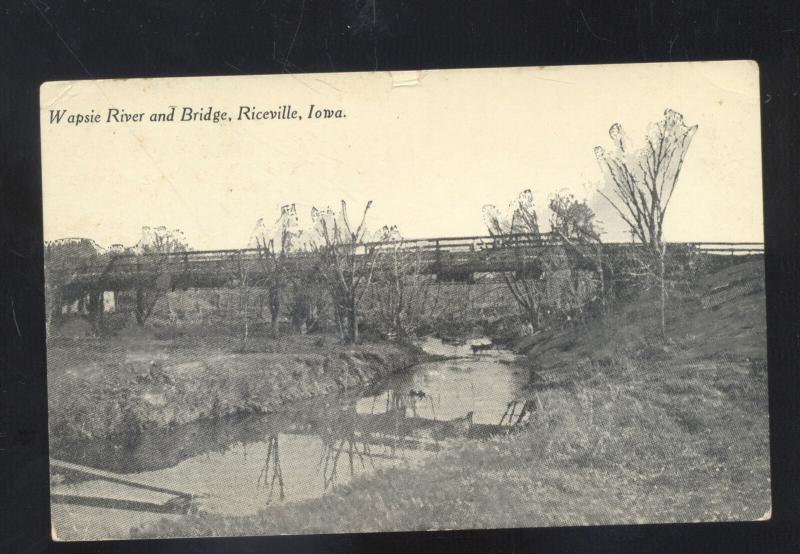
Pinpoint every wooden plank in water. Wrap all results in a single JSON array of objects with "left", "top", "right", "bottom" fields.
[
  {"left": 50, "top": 493, "right": 191, "bottom": 515},
  {"left": 50, "top": 458, "right": 193, "bottom": 499}
]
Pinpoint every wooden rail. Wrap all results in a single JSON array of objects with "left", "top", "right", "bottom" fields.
[
  {"left": 50, "top": 458, "right": 198, "bottom": 515},
  {"left": 47, "top": 233, "right": 764, "bottom": 294}
]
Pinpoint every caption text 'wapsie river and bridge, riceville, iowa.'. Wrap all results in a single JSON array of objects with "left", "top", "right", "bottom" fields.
[{"left": 47, "top": 104, "right": 346, "bottom": 126}]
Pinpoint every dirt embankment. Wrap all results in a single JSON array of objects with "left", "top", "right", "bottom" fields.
[
  {"left": 48, "top": 333, "right": 425, "bottom": 448},
  {"left": 516, "top": 259, "right": 767, "bottom": 371}
]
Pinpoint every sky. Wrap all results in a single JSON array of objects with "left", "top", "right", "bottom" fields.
[{"left": 40, "top": 61, "right": 763, "bottom": 250}]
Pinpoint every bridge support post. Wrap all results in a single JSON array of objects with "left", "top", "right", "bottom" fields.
[
  {"left": 87, "top": 289, "right": 104, "bottom": 333},
  {"left": 45, "top": 288, "right": 63, "bottom": 336},
  {"left": 135, "top": 288, "right": 145, "bottom": 326}
]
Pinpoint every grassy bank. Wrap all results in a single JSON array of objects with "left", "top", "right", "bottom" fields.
[
  {"left": 133, "top": 353, "right": 769, "bottom": 536},
  {"left": 48, "top": 330, "right": 426, "bottom": 451},
  {"left": 131, "top": 259, "right": 769, "bottom": 537}
]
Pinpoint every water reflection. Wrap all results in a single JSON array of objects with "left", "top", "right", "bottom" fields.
[
  {"left": 257, "top": 434, "right": 284, "bottom": 503},
  {"left": 318, "top": 399, "right": 375, "bottom": 491},
  {"left": 51, "top": 337, "right": 529, "bottom": 516}
]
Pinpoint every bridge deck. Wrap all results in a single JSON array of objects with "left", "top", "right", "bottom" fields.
[{"left": 47, "top": 233, "right": 764, "bottom": 294}]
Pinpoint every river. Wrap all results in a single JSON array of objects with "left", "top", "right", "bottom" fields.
[{"left": 50, "top": 337, "right": 529, "bottom": 540}]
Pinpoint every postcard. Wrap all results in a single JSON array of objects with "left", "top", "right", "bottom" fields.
[{"left": 41, "top": 61, "right": 769, "bottom": 540}]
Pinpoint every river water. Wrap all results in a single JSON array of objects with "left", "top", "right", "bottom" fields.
[{"left": 50, "top": 337, "right": 528, "bottom": 540}]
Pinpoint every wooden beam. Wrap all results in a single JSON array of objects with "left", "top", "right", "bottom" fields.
[
  {"left": 50, "top": 458, "right": 194, "bottom": 499},
  {"left": 50, "top": 493, "right": 191, "bottom": 515}
]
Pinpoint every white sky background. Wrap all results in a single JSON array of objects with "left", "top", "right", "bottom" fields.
[{"left": 40, "top": 61, "right": 763, "bottom": 250}]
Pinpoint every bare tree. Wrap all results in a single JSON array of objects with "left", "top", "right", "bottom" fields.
[
  {"left": 222, "top": 250, "right": 260, "bottom": 351},
  {"left": 548, "top": 193, "right": 610, "bottom": 322},
  {"left": 371, "top": 226, "right": 427, "bottom": 339},
  {"left": 311, "top": 201, "right": 386, "bottom": 343},
  {"left": 483, "top": 190, "right": 547, "bottom": 330},
  {"left": 594, "top": 108, "right": 698, "bottom": 338},
  {"left": 133, "top": 227, "right": 190, "bottom": 326},
  {"left": 252, "top": 207, "right": 297, "bottom": 339},
  {"left": 549, "top": 193, "right": 599, "bottom": 242}
]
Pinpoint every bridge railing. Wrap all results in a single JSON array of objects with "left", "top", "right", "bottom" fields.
[
  {"left": 59, "top": 232, "right": 559, "bottom": 268},
  {"left": 375, "top": 232, "right": 559, "bottom": 253},
  {"left": 685, "top": 242, "right": 764, "bottom": 255},
  {"left": 49, "top": 235, "right": 764, "bottom": 286}
]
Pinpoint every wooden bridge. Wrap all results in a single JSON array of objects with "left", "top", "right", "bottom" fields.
[{"left": 47, "top": 232, "right": 764, "bottom": 300}]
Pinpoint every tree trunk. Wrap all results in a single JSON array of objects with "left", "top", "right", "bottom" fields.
[
  {"left": 394, "top": 312, "right": 402, "bottom": 339},
  {"left": 46, "top": 288, "right": 62, "bottom": 336},
  {"left": 240, "top": 287, "right": 249, "bottom": 352},
  {"left": 530, "top": 306, "right": 540, "bottom": 330},
  {"left": 271, "top": 310, "right": 279, "bottom": 338},
  {"left": 348, "top": 296, "right": 358, "bottom": 343},
  {"left": 135, "top": 288, "right": 145, "bottom": 326},
  {"left": 659, "top": 252, "right": 667, "bottom": 341},
  {"left": 268, "top": 288, "right": 280, "bottom": 338},
  {"left": 87, "top": 290, "right": 104, "bottom": 334},
  {"left": 333, "top": 302, "right": 345, "bottom": 341}
]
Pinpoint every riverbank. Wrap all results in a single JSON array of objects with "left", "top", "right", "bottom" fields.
[
  {"left": 131, "top": 259, "right": 770, "bottom": 537},
  {"left": 48, "top": 330, "right": 427, "bottom": 456},
  {"left": 133, "top": 356, "right": 769, "bottom": 537}
]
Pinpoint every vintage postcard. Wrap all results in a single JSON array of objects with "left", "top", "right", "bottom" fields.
[{"left": 41, "top": 61, "right": 769, "bottom": 541}]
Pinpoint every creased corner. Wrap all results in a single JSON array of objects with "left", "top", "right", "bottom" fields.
[{"left": 41, "top": 82, "right": 74, "bottom": 110}]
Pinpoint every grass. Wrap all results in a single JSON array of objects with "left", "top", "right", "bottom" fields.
[
  {"left": 131, "top": 259, "right": 770, "bottom": 537},
  {"left": 134, "top": 357, "right": 769, "bottom": 537},
  {"left": 47, "top": 330, "right": 425, "bottom": 450}
]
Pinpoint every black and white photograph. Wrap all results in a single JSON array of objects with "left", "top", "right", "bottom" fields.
[{"left": 39, "top": 62, "right": 769, "bottom": 541}]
